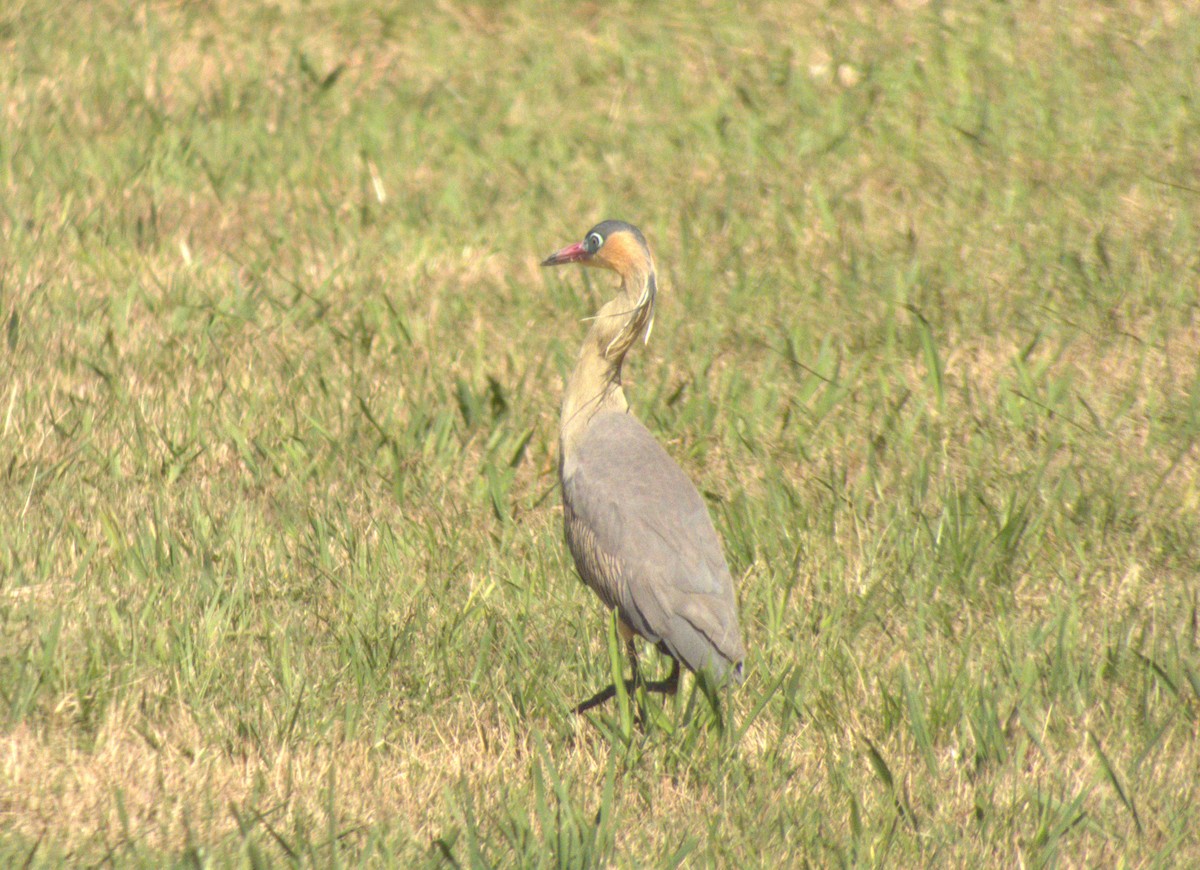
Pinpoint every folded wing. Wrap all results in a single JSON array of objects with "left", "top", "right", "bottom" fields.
[{"left": 561, "top": 411, "right": 745, "bottom": 682}]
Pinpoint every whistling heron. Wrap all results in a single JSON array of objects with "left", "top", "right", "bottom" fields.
[{"left": 542, "top": 220, "right": 746, "bottom": 713}]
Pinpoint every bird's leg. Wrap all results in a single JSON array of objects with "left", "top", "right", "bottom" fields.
[
  {"left": 573, "top": 625, "right": 641, "bottom": 716},
  {"left": 626, "top": 640, "right": 642, "bottom": 687},
  {"left": 664, "top": 657, "right": 681, "bottom": 695},
  {"left": 573, "top": 684, "right": 615, "bottom": 715},
  {"left": 626, "top": 639, "right": 651, "bottom": 727},
  {"left": 573, "top": 626, "right": 679, "bottom": 717},
  {"left": 572, "top": 674, "right": 643, "bottom": 716},
  {"left": 643, "top": 656, "right": 680, "bottom": 696}
]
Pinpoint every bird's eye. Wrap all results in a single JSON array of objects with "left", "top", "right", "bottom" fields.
[{"left": 584, "top": 232, "right": 603, "bottom": 253}]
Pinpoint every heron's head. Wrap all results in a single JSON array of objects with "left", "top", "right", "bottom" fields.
[
  {"left": 541, "top": 220, "right": 654, "bottom": 283},
  {"left": 542, "top": 220, "right": 657, "bottom": 357}
]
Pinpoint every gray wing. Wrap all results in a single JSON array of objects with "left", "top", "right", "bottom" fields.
[{"left": 561, "top": 411, "right": 745, "bottom": 681}]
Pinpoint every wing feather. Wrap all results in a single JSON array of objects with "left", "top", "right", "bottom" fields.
[{"left": 561, "top": 412, "right": 745, "bottom": 679}]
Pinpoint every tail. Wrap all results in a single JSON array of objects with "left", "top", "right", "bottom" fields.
[{"left": 661, "top": 614, "right": 745, "bottom": 686}]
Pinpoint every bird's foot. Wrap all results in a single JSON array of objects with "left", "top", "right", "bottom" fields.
[{"left": 572, "top": 658, "right": 681, "bottom": 717}]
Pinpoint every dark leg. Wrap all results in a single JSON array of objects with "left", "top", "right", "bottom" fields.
[
  {"left": 573, "top": 653, "right": 681, "bottom": 715},
  {"left": 573, "top": 641, "right": 642, "bottom": 716},
  {"left": 644, "top": 657, "right": 680, "bottom": 696},
  {"left": 573, "top": 681, "right": 629, "bottom": 715}
]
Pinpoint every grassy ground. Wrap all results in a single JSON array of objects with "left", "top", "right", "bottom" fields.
[{"left": 2, "top": 0, "right": 1199, "bottom": 865}]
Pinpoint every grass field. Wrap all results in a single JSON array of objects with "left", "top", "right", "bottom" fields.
[{"left": 3, "top": 0, "right": 1200, "bottom": 865}]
